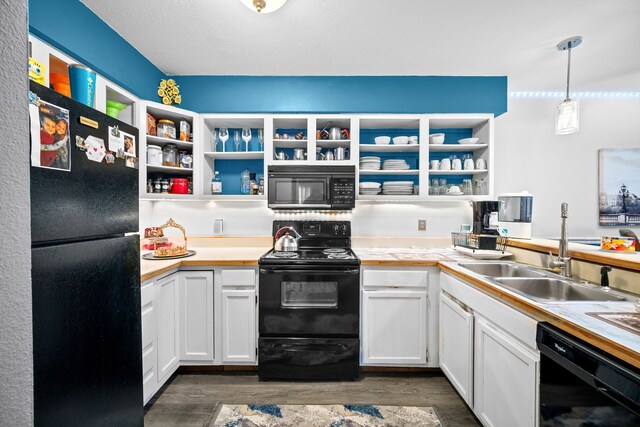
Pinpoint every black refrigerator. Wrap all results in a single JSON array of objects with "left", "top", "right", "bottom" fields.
[{"left": 30, "top": 82, "right": 143, "bottom": 426}]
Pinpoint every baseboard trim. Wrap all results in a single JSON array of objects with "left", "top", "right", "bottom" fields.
[{"left": 177, "top": 365, "right": 440, "bottom": 374}]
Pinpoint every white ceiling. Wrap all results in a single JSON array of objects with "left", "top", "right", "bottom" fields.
[{"left": 82, "top": 0, "right": 640, "bottom": 91}]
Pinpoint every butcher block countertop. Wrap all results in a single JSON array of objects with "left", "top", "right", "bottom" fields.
[
  {"left": 440, "top": 262, "right": 640, "bottom": 370},
  {"left": 140, "top": 236, "right": 640, "bottom": 368},
  {"left": 509, "top": 238, "right": 640, "bottom": 272}
]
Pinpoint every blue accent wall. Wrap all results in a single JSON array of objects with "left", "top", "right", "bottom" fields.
[
  {"left": 172, "top": 76, "right": 507, "bottom": 116},
  {"left": 27, "top": 1, "right": 507, "bottom": 115},
  {"left": 28, "top": 0, "right": 164, "bottom": 100}
]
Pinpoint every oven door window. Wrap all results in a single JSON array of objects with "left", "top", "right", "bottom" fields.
[
  {"left": 281, "top": 281, "right": 338, "bottom": 308},
  {"left": 270, "top": 178, "right": 329, "bottom": 206}
]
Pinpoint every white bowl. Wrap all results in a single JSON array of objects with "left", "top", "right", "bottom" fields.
[
  {"left": 429, "top": 133, "right": 445, "bottom": 144},
  {"left": 359, "top": 182, "right": 381, "bottom": 189},
  {"left": 459, "top": 137, "right": 480, "bottom": 145},
  {"left": 374, "top": 136, "right": 391, "bottom": 145},
  {"left": 393, "top": 136, "right": 409, "bottom": 145}
]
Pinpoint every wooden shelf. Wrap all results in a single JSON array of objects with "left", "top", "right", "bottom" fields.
[
  {"left": 359, "top": 144, "right": 420, "bottom": 153},
  {"left": 140, "top": 193, "right": 196, "bottom": 201},
  {"left": 316, "top": 139, "right": 351, "bottom": 148},
  {"left": 200, "top": 195, "right": 267, "bottom": 201},
  {"left": 204, "top": 151, "right": 264, "bottom": 160},
  {"left": 428, "top": 144, "right": 488, "bottom": 152},
  {"left": 359, "top": 169, "right": 420, "bottom": 175},
  {"left": 357, "top": 195, "right": 420, "bottom": 201},
  {"left": 273, "top": 139, "right": 307, "bottom": 149},
  {"left": 428, "top": 169, "right": 488, "bottom": 175},
  {"left": 146, "top": 134, "right": 194, "bottom": 150},
  {"left": 147, "top": 165, "right": 193, "bottom": 175},
  {"left": 146, "top": 105, "right": 194, "bottom": 125}
]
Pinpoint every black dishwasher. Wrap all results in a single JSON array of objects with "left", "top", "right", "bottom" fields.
[{"left": 537, "top": 323, "right": 640, "bottom": 426}]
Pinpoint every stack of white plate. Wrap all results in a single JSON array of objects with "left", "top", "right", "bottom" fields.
[
  {"left": 359, "top": 182, "right": 382, "bottom": 195},
  {"left": 382, "top": 181, "right": 415, "bottom": 195},
  {"left": 360, "top": 156, "right": 381, "bottom": 170},
  {"left": 382, "top": 159, "right": 410, "bottom": 170}
]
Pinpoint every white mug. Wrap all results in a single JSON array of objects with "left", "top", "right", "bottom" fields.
[
  {"left": 452, "top": 158, "right": 462, "bottom": 170},
  {"left": 430, "top": 160, "right": 440, "bottom": 170},
  {"left": 476, "top": 159, "right": 487, "bottom": 170},
  {"left": 439, "top": 158, "right": 451, "bottom": 170},
  {"left": 463, "top": 158, "right": 475, "bottom": 170}
]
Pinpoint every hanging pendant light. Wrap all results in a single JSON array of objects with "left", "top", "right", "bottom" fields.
[
  {"left": 556, "top": 36, "right": 583, "bottom": 135},
  {"left": 239, "top": 0, "right": 287, "bottom": 13}
]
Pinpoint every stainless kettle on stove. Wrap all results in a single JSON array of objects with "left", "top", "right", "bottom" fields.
[{"left": 274, "top": 226, "right": 301, "bottom": 252}]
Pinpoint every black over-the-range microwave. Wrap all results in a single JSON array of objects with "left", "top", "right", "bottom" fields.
[{"left": 267, "top": 165, "right": 356, "bottom": 210}]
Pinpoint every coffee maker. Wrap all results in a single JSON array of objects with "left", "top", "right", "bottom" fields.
[{"left": 472, "top": 201, "right": 501, "bottom": 235}]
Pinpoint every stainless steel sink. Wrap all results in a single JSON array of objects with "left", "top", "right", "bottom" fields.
[
  {"left": 458, "top": 262, "right": 548, "bottom": 278},
  {"left": 493, "top": 277, "right": 628, "bottom": 302},
  {"left": 456, "top": 262, "right": 631, "bottom": 303}
]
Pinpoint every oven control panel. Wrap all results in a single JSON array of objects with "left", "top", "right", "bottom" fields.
[{"left": 272, "top": 221, "right": 351, "bottom": 239}]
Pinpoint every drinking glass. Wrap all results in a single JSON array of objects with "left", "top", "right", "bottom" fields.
[
  {"left": 258, "top": 128, "right": 264, "bottom": 152},
  {"left": 439, "top": 179, "right": 447, "bottom": 195},
  {"left": 431, "top": 178, "right": 439, "bottom": 195},
  {"left": 211, "top": 128, "right": 218, "bottom": 152},
  {"left": 242, "top": 128, "right": 252, "bottom": 152},
  {"left": 218, "top": 127, "right": 229, "bottom": 152},
  {"left": 233, "top": 130, "right": 241, "bottom": 152},
  {"left": 463, "top": 179, "right": 473, "bottom": 195}
]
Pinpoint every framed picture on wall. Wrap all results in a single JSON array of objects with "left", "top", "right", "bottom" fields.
[{"left": 598, "top": 148, "right": 640, "bottom": 226}]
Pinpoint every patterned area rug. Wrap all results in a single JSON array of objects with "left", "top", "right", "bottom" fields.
[{"left": 211, "top": 404, "right": 442, "bottom": 426}]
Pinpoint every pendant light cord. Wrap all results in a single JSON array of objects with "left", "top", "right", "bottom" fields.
[{"left": 565, "top": 44, "right": 572, "bottom": 102}]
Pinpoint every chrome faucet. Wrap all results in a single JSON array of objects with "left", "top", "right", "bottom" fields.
[{"left": 549, "top": 202, "right": 572, "bottom": 277}]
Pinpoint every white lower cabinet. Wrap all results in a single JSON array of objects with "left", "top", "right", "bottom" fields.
[
  {"left": 440, "top": 272, "right": 540, "bottom": 427},
  {"left": 474, "top": 316, "right": 539, "bottom": 427},
  {"left": 179, "top": 271, "right": 214, "bottom": 362},
  {"left": 141, "top": 281, "right": 157, "bottom": 404},
  {"left": 439, "top": 291, "right": 474, "bottom": 407},
  {"left": 361, "top": 269, "right": 430, "bottom": 366},
  {"left": 155, "top": 273, "right": 180, "bottom": 383},
  {"left": 221, "top": 288, "right": 257, "bottom": 364}
]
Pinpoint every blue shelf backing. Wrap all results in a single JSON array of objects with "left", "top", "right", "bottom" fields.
[{"left": 214, "top": 159, "right": 264, "bottom": 195}]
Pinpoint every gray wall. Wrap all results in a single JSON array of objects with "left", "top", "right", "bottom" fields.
[
  {"left": 0, "top": 0, "right": 33, "bottom": 425},
  {"left": 495, "top": 96, "right": 640, "bottom": 238}
]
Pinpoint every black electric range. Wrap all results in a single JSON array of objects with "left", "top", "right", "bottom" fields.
[
  {"left": 258, "top": 220, "right": 360, "bottom": 381},
  {"left": 260, "top": 247, "right": 360, "bottom": 266}
]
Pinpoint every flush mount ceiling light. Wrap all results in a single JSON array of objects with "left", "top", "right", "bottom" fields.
[
  {"left": 239, "top": 0, "right": 287, "bottom": 13},
  {"left": 555, "top": 36, "right": 583, "bottom": 135}
]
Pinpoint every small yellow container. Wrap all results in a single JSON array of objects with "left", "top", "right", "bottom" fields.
[{"left": 600, "top": 236, "right": 636, "bottom": 252}]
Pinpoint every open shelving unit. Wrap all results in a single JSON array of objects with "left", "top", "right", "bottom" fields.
[
  {"left": 200, "top": 115, "right": 266, "bottom": 199},
  {"left": 140, "top": 101, "right": 198, "bottom": 198},
  {"left": 135, "top": 113, "right": 494, "bottom": 203},
  {"left": 426, "top": 114, "right": 493, "bottom": 198},
  {"left": 357, "top": 116, "right": 426, "bottom": 199}
]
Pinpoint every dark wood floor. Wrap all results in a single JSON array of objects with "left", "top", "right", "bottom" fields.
[{"left": 144, "top": 371, "right": 480, "bottom": 426}]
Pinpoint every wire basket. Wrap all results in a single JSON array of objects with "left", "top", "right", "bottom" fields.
[{"left": 451, "top": 232, "right": 507, "bottom": 252}]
